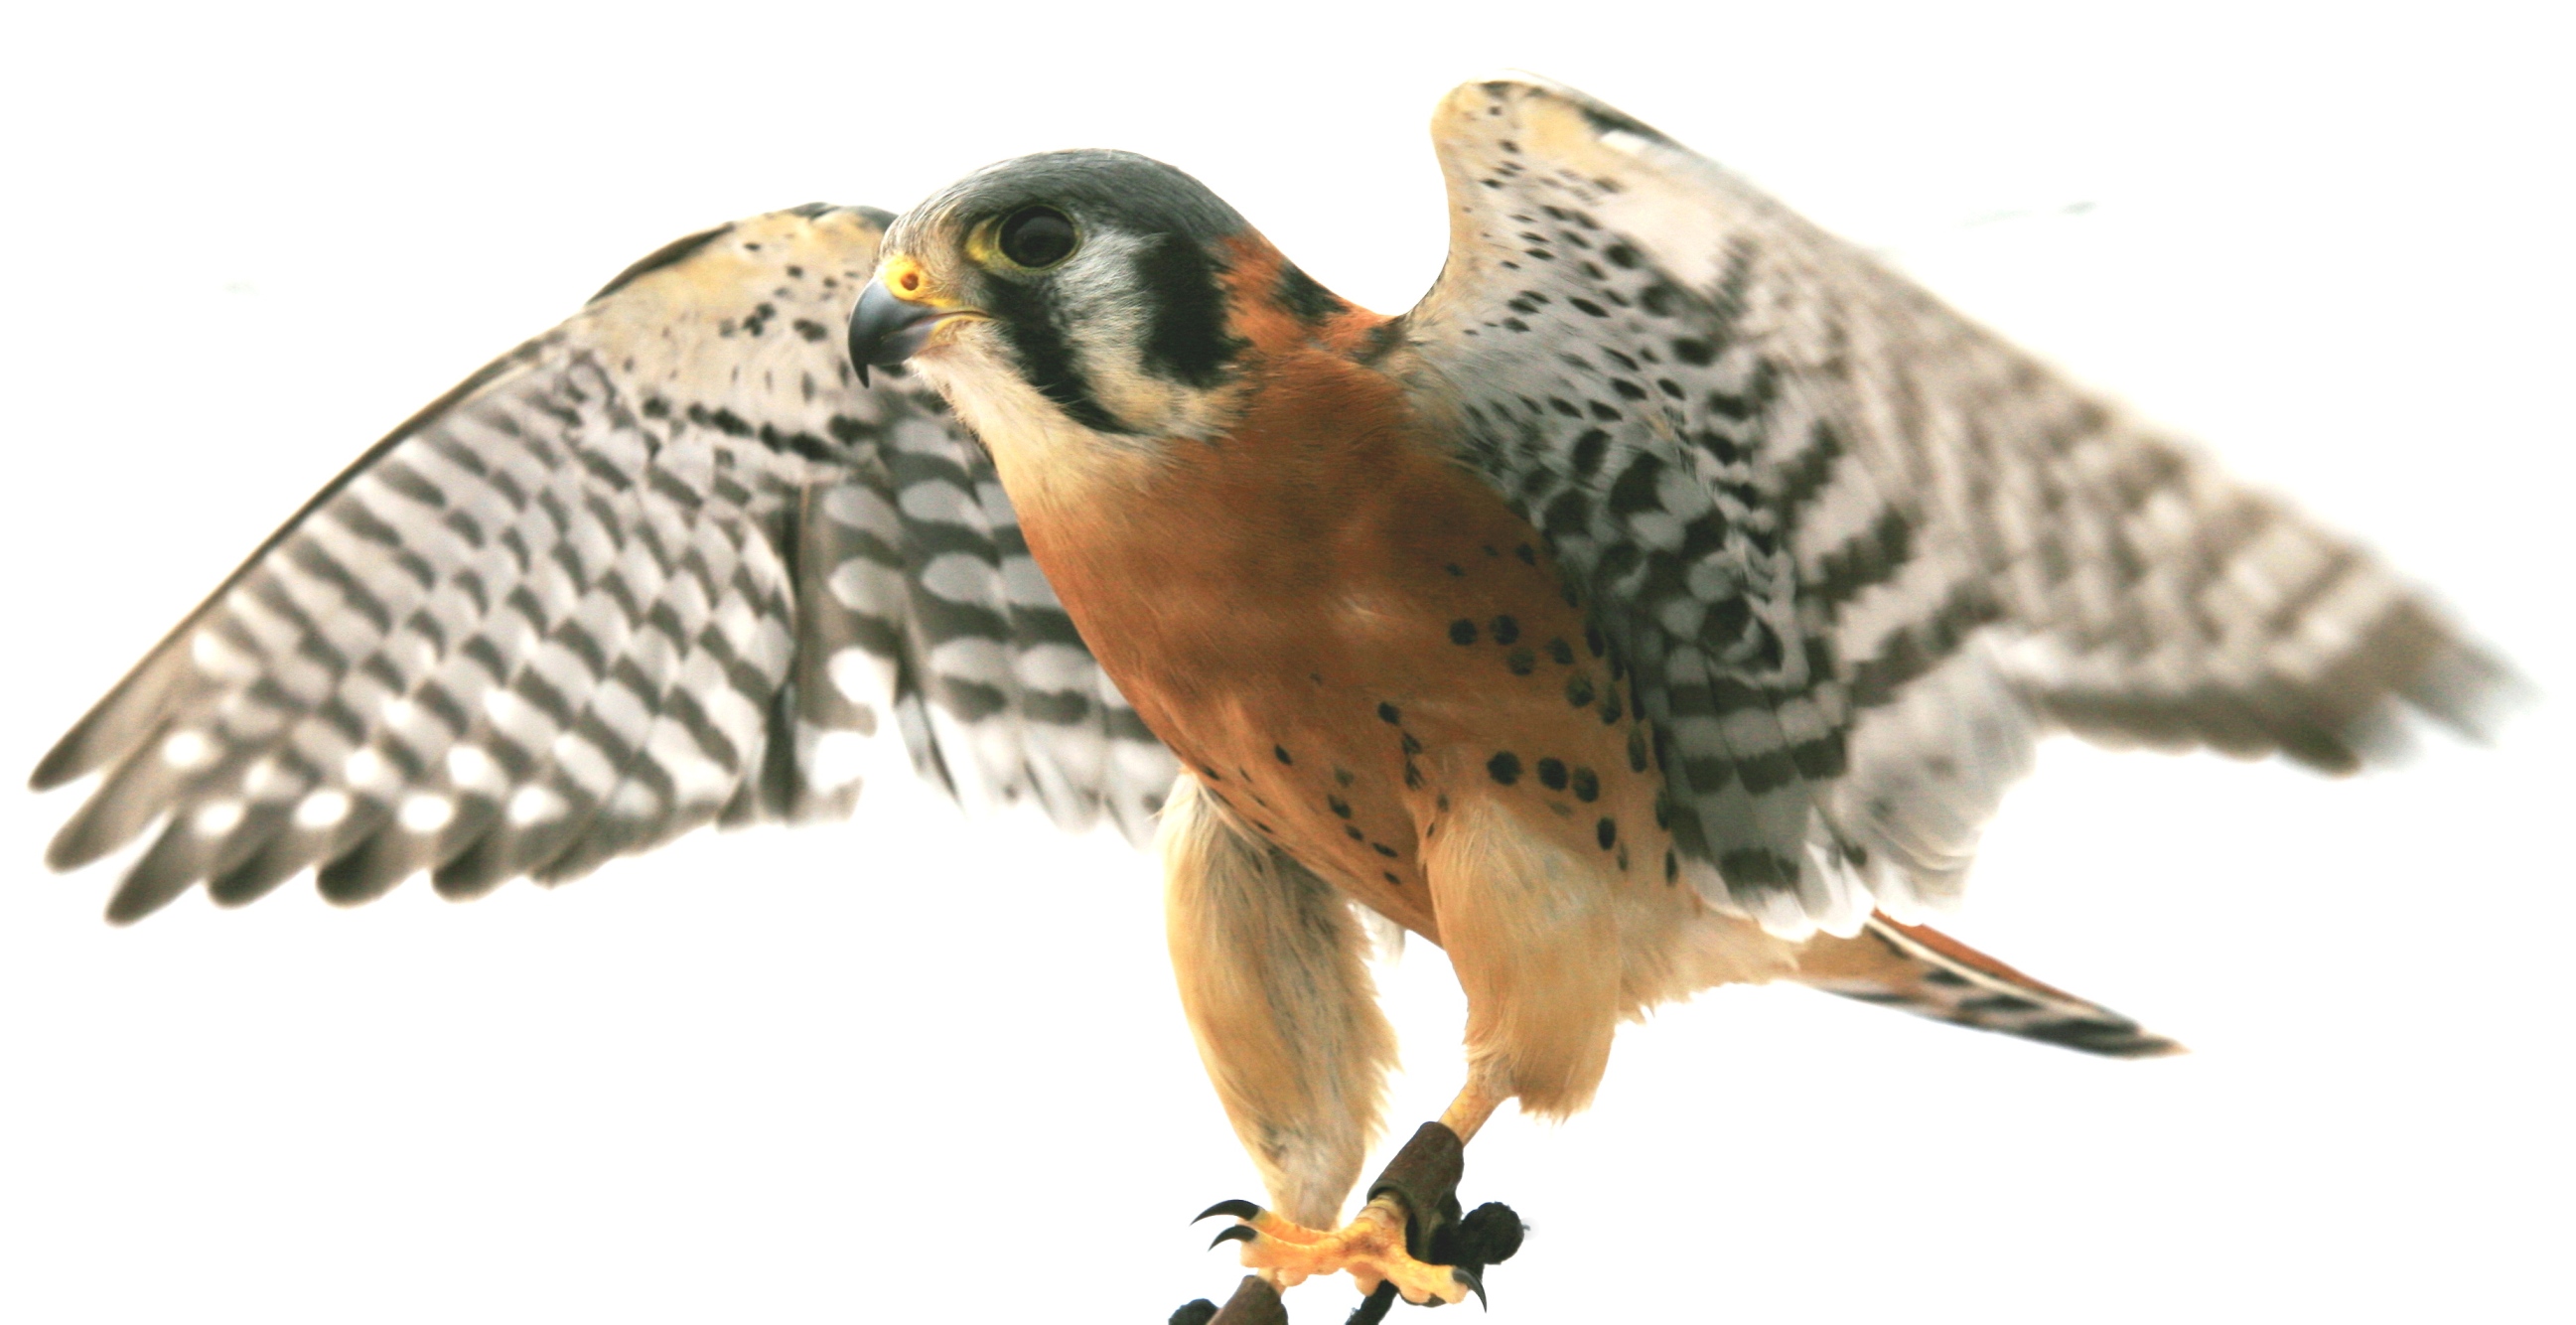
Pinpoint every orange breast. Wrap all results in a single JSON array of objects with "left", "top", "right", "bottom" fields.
[{"left": 1008, "top": 247, "right": 1675, "bottom": 941}]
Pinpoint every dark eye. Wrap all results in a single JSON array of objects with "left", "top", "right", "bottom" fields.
[{"left": 997, "top": 206, "right": 1077, "bottom": 268}]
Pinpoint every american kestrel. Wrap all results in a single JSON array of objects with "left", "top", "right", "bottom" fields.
[
  {"left": 845, "top": 76, "right": 2511, "bottom": 1321},
  {"left": 31, "top": 76, "right": 2509, "bottom": 1324}
]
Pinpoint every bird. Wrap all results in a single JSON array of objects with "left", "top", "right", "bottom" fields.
[
  {"left": 30, "top": 74, "right": 2511, "bottom": 1323},
  {"left": 843, "top": 75, "right": 2513, "bottom": 1321}
]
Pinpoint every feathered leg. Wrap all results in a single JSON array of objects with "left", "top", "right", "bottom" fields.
[
  {"left": 1163, "top": 775, "right": 1401, "bottom": 1231},
  {"left": 1186, "top": 787, "right": 1572, "bottom": 1314}
]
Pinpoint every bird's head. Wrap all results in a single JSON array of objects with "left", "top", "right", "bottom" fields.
[{"left": 849, "top": 150, "right": 1259, "bottom": 453}]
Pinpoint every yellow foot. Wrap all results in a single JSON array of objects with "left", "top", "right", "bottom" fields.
[{"left": 1197, "top": 1198, "right": 1484, "bottom": 1308}]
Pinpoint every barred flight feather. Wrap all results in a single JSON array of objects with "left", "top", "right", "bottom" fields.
[
  {"left": 34, "top": 204, "right": 1175, "bottom": 921},
  {"left": 1401, "top": 76, "right": 2513, "bottom": 938}
]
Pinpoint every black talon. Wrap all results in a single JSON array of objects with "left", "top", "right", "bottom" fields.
[
  {"left": 1195, "top": 1199, "right": 1263, "bottom": 1224},
  {"left": 1209, "top": 1224, "right": 1259, "bottom": 1251},
  {"left": 1453, "top": 1267, "right": 1488, "bottom": 1310}
]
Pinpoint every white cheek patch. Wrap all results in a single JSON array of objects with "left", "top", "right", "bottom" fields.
[{"left": 916, "top": 334, "right": 1164, "bottom": 513}]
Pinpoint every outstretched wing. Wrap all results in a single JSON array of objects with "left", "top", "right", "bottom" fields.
[
  {"left": 35, "top": 204, "right": 1174, "bottom": 922},
  {"left": 1396, "top": 76, "right": 2512, "bottom": 938}
]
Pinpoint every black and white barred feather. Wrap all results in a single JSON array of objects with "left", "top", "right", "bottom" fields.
[
  {"left": 35, "top": 204, "right": 1174, "bottom": 921},
  {"left": 1402, "top": 77, "right": 2513, "bottom": 939}
]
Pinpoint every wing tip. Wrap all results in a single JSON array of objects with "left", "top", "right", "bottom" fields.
[
  {"left": 44, "top": 801, "right": 133, "bottom": 875},
  {"left": 2407, "top": 637, "right": 2533, "bottom": 746},
  {"left": 2009, "top": 1018, "right": 2189, "bottom": 1060},
  {"left": 29, "top": 732, "right": 89, "bottom": 793}
]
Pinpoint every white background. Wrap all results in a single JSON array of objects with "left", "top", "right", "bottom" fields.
[{"left": 2, "top": 3, "right": 2569, "bottom": 1322}]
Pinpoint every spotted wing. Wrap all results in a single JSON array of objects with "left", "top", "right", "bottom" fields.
[
  {"left": 1397, "top": 76, "right": 2511, "bottom": 938},
  {"left": 34, "top": 205, "right": 1174, "bottom": 922}
]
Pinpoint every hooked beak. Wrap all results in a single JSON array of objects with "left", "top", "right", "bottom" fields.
[{"left": 847, "top": 266, "right": 979, "bottom": 386}]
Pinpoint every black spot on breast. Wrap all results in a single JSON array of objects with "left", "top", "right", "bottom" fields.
[
  {"left": 1450, "top": 619, "right": 1479, "bottom": 645},
  {"left": 1505, "top": 648, "right": 1536, "bottom": 675},
  {"left": 1547, "top": 638, "right": 1574, "bottom": 666},
  {"left": 1378, "top": 702, "right": 1402, "bottom": 724},
  {"left": 1514, "top": 543, "right": 1537, "bottom": 565},
  {"left": 1329, "top": 795, "right": 1353, "bottom": 818},
  {"left": 1596, "top": 817, "right": 1618, "bottom": 849},
  {"left": 1488, "top": 752, "right": 1522, "bottom": 785},
  {"left": 1566, "top": 674, "right": 1596, "bottom": 707},
  {"left": 1383, "top": 871, "right": 1402, "bottom": 885},
  {"left": 1334, "top": 766, "right": 1355, "bottom": 787},
  {"left": 1371, "top": 843, "right": 1398, "bottom": 859},
  {"left": 1570, "top": 767, "right": 1599, "bottom": 802},
  {"left": 1274, "top": 744, "right": 1294, "bottom": 765},
  {"left": 1600, "top": 689, "right": 1623, "bottom": 724},
  {"left": 1445, "top": 562, "right": 1466, "bottom": 577},
  {"left": 1628, "top": 727, "right": 1649, "bottom": 772},
  {"left": 1585, "top": 626, "right": 1605, "bottom": 658},
  {"left": 1671, "top": 337, "right": 1716, "bottom": 366},
  {"left": 1536, "top": 758, "right": 1568, "bottom": 791},
  {"left": 1346, "top": 825, "right": 1364, "bottom": 841},
  {"left": 1490, "top": 615, "right": 1520, "bottom": 645},
  {"left": 1568, "top": 297, "right": 1609, "bottom": 318},
  {"left": 1603, "top": 242, "right": 1641, "bottom": 268}
]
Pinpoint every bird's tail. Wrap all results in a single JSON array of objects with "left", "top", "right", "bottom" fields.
[{"left": 1792, "top": 916, "right": 2183, "bottom": 1058}]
